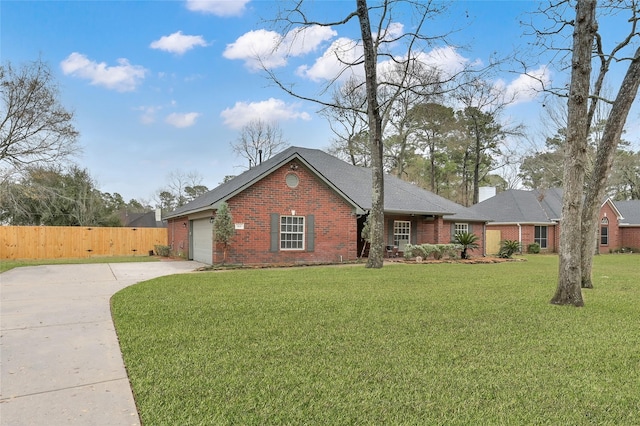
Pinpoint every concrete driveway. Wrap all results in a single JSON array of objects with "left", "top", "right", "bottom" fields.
[{"left": 0, "top": 260, "right": 205, "bottom": 426}]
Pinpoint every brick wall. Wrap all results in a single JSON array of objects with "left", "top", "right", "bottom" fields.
[
  {"left": 620, "top": 227, "right": 640, "bottom": 251},
  {"left": 167, "top": 216, "right": 189, "bottom": 258},
  {"left": 390, "top": 215, "right": 485, "bottom": 256},
  {"left": 486, "top": 224, "right": 559, "bottom": 253},
  {"left": 213, "top": 160, "right": 357, "bottom": 265},
  {"left": 598, "top": 203, "right": 621, "bottom": 253}
]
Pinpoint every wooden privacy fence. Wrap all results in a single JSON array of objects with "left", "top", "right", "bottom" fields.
[{"left": 0, "top": 226, "right": 168, "bottom": 260}]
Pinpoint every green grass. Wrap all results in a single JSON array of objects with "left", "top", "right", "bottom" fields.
[
  {"left": 112, "top": 255, "right": 640, "bottom": 425},
  {"left": 0, "top": 255, "right": 159, "bottom": 273}
]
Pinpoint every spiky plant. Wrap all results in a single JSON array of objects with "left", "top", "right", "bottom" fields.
[{"left": 453, "top": 232, "right": 479, "bottom": 259}]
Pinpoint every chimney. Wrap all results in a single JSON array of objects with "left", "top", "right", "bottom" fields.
[
  {"left": 155, "top": 208, "right": 162, "bottom": 222},
  {"left": 478, "top": 187, "right": 496, "bottom": 203},
  {"left": 259, "top": 149, "right": 263, "bottom": 164}
]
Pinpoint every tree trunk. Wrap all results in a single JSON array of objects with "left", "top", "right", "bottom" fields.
[
  {"left": 473, "top": 125, "right": 481, "bottom": 205},
  {"left": 429, "top": 142, "right": 436, "bottom": 192},
  {"left": 357, "top": 0, "right": 385, "bottom": 269},
  {"left": 551, "top": 0, "right": 596, "bottom": 307},
  {"left": 580, "top": 46, "right": 640, "bottom": 289}
]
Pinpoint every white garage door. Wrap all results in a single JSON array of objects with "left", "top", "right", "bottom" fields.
[{"left": 191, "top": 218, "right": 213, "bottom": 264}]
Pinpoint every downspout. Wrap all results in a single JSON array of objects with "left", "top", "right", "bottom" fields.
[
  {"left": 517, "top": 223, "right": 522, "bottom": 253},
  {"left": 483, "top": 222, "right": 487, "bottom": 256}
]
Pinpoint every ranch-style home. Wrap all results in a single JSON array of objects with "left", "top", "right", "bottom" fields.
[
  {"left": 164, "top": 146, "right": 489, "bottom": 265},
  {"left": 469, "top": 188, "right": 640, "bottom": 254}
]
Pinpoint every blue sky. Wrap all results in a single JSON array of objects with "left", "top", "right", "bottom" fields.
[{"left": 3, "top": 0, "right": 639, "bottom": 202}]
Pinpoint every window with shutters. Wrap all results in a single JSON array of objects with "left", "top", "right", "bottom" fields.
[
  {"left": 280, "top": 216, "right": 305, "bottom": 250},
  {"left": 454, "top": 223, "right": 469, "bottom": 235}
]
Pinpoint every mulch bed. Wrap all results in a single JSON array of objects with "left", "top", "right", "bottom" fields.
[{"left": 387, "top": 256, "right": 527, "bottom": 265}]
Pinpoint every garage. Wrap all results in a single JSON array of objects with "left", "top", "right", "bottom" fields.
[{"left": 191, "top": 218, "right": 213, "bottom": 264}]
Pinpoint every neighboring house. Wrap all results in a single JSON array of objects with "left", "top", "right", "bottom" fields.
[
  {"left": 470, "top": 188, "right": 640, "bottom": 254},
  {"left": 120, "top": 209, "right": 167, "bottom": 228},
  {"left": 615, "top": 200, "right": 640, "bottom": 251},
  {"left": 164, "top": 146, "right": 489, "bottom": 265}
]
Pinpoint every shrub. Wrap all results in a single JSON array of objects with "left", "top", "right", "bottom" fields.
[
  {"left": 453, "top": 232, "right": 479, "bottom": 259},
  {"left": 154, "top": 245, "right": 171, "bottom": 257},
  {"left": 498, "top": 240, "right": 520, "bottom": 258},
  {"left": 403, "top": 243, "right": 462, "bottom": 260},
  {"left": 527, "top": 242, "right": 541, "bottom": 254},
  {"left": 403, "top": 244, "right": 418, "bottom": 260},
  {"left": 441, "top": 243, "right": 462, "bottom": 259}
]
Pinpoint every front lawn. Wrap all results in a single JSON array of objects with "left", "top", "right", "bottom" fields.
[{"left": 112, "top": 255, "right": 640, "bottom": 425}]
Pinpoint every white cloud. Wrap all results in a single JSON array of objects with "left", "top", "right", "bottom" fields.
[
  {"left": 185, "top": 0, "right": 250, "bottom": 17},
  {"left": 498, "top": 65, "right": 552, "bottom": 106},
  {"left": 283, "top": 25, "right": 339, "bottom": 56},
  {"left": 165, "top": 112, "right": 201, "bottom": 128},
  {"left": 220, "top": 98, "right": 311, "bottom": 129},
  {"left": 150, "top": 31, "right": 208, "bottom": 55},
  {"left": 414, "top": 46, "right": 470, "bottom": 78},
  {"left": 376, "top": 22, "right": 404, "bottom": 43},
  {"left": 297, "top": 37, "right": 363, "bottom": 82},
  {"left": 296, "top": 41, "right": 472, "bottom": 84},
  {"left": 223, "top": 29, "right": 284, "bottom": 70},
  {"left": 60, "top": 52, "right": 146, "bottom": 92},
  {"left": 223, "top": 25, "right": 336, "bottom": 71}
]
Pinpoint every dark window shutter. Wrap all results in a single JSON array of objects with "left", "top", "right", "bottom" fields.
[
  {"left": 388, "top": 219, "right": 394, "bottom": 245},
  {"left": 468, "top": 223, "right": 473, "bottom": 234},
  {"left": 451, "top": 223, "right": 456, "bottom": 239},
  {"left": 270, "top": 213, "right": 279, "bottom": 252},
  {"left": 306, "top": 214, "right": 315, "bottom": 252},
  {"left": 411, "top": 219, "right": 417, "bottom": 244}
]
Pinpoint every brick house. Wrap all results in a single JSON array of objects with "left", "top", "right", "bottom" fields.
[
  {"left": 164, "top": 147, "right": 489, "bottom": 265},
  {"left": 616, "top": 200, "right": 640, "bottom": 251},
  {"left": 470, "top": 188, "right": 640, "bottom": 254}
]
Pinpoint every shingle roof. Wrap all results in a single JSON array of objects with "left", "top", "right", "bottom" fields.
[
  {"left": 470, "top": 187, "right": 640, "bottom": 226},
  {"left": 616, "top": 200, "right": 640, "bottom": 226},
  {"left": 469, "top": 188, "right": 563, "bottom": 224},
  {"left": 120, "top": 211, "right": 166, "bottom": 228},
  {"left": 165, "top": 146, "right": 488, "bottom": 222}
]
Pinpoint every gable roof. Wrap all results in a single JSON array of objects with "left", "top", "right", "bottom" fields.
[
  {"left": 470, "top": 187, "right": 635, "bottom": 225},
  {"left": 616, "top": 200, "right": 640, "bottom": 226},
  {"left": 165, "top": 146, "right": 487, "bottom": 222},
  {"left": 469, "top": 188, "right": 563, "bottom": 224}
]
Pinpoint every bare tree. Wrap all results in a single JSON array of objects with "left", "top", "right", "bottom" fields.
[
  {"left": 231, "top": 119, "right": 288, "bottom": 168},
  {"left": 580, "top": 45, "right": 640, "bottom": 288},
  {"left": 155, "top": 170, "right": 208, "bottom": 211},
  {"left": 0, "top": 58, "right": 79, "bottom": 169},
  {"left": 357, "top": 0, "right": 385, "bottom": 268},
  {"left": 320, "top": 76, "right": 370, "bottom": 166},
  {"left": 526, "top": 1, "right": 640, "bottom": 300},
  {"left": 261, "top": 0, "right": 457, "bottom": 268},
  {"left": 551, "top": 0, "right": 597, "bottom": 307}
]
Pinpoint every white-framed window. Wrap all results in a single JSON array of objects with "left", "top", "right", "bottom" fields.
[
  {"left": 535, "top": 225, "right": 548, "bottom": 249},
  {"left": 600, "top": 217, "right": 609, "bottom": 246},
  {"left": 393, "top": 220, "right": 411, "bottom": 249},
  {"left": 280, "top": 216, "right": 305, "bottom": 250},
  {"left": 454, "top": 223, "right": 469, "bottom": 235}
]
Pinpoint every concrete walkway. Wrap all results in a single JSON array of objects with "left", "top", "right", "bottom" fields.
[{"left": 0, "top": 261, "right": 205, "bottom": 426}]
